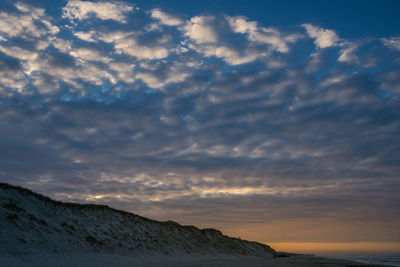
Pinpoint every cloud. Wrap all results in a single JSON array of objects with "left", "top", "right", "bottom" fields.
[
  {"left": 182, "top": 15, "right": 299, "bottom": 65},
  {"left": 0, "top": 0, "right": 399, "bottom": 243},
  {"left": 0, "top": 45, "right": 38, "bottom": 62},
  {"left": 0, "top": 55, "right": 26, "bottom": 93},
  {"left": 69, "top": 48, "right": 110, "bottom": 63},
  {"left": 184, "top": 16, "right": 218, "bottom": 44},
  {"left": 109, "top": 35, "right": 169, "bottom": 60},
  {"left": 134, "top": 59, "right": 193, "bottom": 88},
  {"left": 213, "top": 46, "right": 261, "bottom": 65},
  {"left": 150, "top": 8, "right": 182, "bottom": 26},
  {"left": 303, "top": 23, "right": 339, "bottom": 48},
  {"left": 73, "top": 31, "right": 97, "bottom": 42},
  {"left": 228, "top": 16, "right": 257, "bottom": 34},
  {"left": 62, "top": 0, "right": 133, "bottom": 23},
  {"left": 382, "top": 37, "right": 400, "bottom": 51},
  {"left": 338, "top": 42, "right": 358, "bottom": 63},
  {"left": 108, "top": 62, "right": 135, "bottom": 83},
  {"left": 228, "top": 16, "right": 300, "bottom": 53},
  {"left": 77, "top": 30, "right": 170, "bottom": 60},
  {"left": 0, "top": 2, "right": 59, "bottom": 39},
  {"left": 52, "top": 38, "right": 72, "bottom": 53},
  {"left": 380, "top": 68, "right": 400, "bottom": 93}
]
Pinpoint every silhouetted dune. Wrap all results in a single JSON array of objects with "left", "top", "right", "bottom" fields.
[
  {"left": 1, "top": 183, "right": 392, "bottom": 267},
  {"left": 0, "top": 182, "right": 275, "bottom": 257}
]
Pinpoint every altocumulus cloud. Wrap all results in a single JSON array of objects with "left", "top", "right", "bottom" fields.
[
  {"left": 62, "top": 0, "right": 134, "bottom": 23},
  {"left": 0, "top": 0, "right": 399, "bottom": 242}
]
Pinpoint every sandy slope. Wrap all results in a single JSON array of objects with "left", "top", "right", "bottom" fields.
[
  {"left": 0, "top": 183, "right": 274, "bottom": 257},
  {"left": 0, "top": 183, "right": 393, "bottom": 267}
]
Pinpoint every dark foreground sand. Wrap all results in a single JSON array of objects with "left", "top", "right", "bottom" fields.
[
  {"left": 0, "top": 254, "right": 395, "bottom": 267},
  {"left": 143, "top": 255, "right": 394, "bottom": 267}
]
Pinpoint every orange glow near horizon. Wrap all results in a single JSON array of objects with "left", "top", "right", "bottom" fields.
[{"left": 267, "top": 242, "right": 400, "bottom": 256}]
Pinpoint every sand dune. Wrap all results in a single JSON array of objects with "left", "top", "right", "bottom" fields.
[{"left": 0, "top": 183, "right": 393, "bottom": 267}]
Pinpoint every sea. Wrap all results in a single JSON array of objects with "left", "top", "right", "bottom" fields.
[
  {"left": 268, "top": 242, "right": 400, "bottom": 266},
  {"left": 328, "top": 255, "right": 400, "bottom": 266}
]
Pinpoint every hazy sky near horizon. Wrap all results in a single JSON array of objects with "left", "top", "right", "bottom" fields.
[{"left": 0, "top": 0, "right": 399, "bottom": 244}]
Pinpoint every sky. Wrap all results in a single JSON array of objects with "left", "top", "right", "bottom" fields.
[{"left": 0, "top": 0, "right": 400, "bottom": 251}]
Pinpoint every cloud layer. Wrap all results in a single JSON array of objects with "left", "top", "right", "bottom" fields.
[{"left": 0, "top": 1, "right": 399, "bottom": 243}]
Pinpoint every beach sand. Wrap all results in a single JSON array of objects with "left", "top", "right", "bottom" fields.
[{"left": 0, "top": 254, "right": 395, "bottom": 267}]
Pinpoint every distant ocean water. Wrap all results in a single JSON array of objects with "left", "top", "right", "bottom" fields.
[
  {"left": 334, "top": 256, "right": 400, "bottom": 267},
  {"left": 268, "top": 242, "right": 400, "bottom": 266}
]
